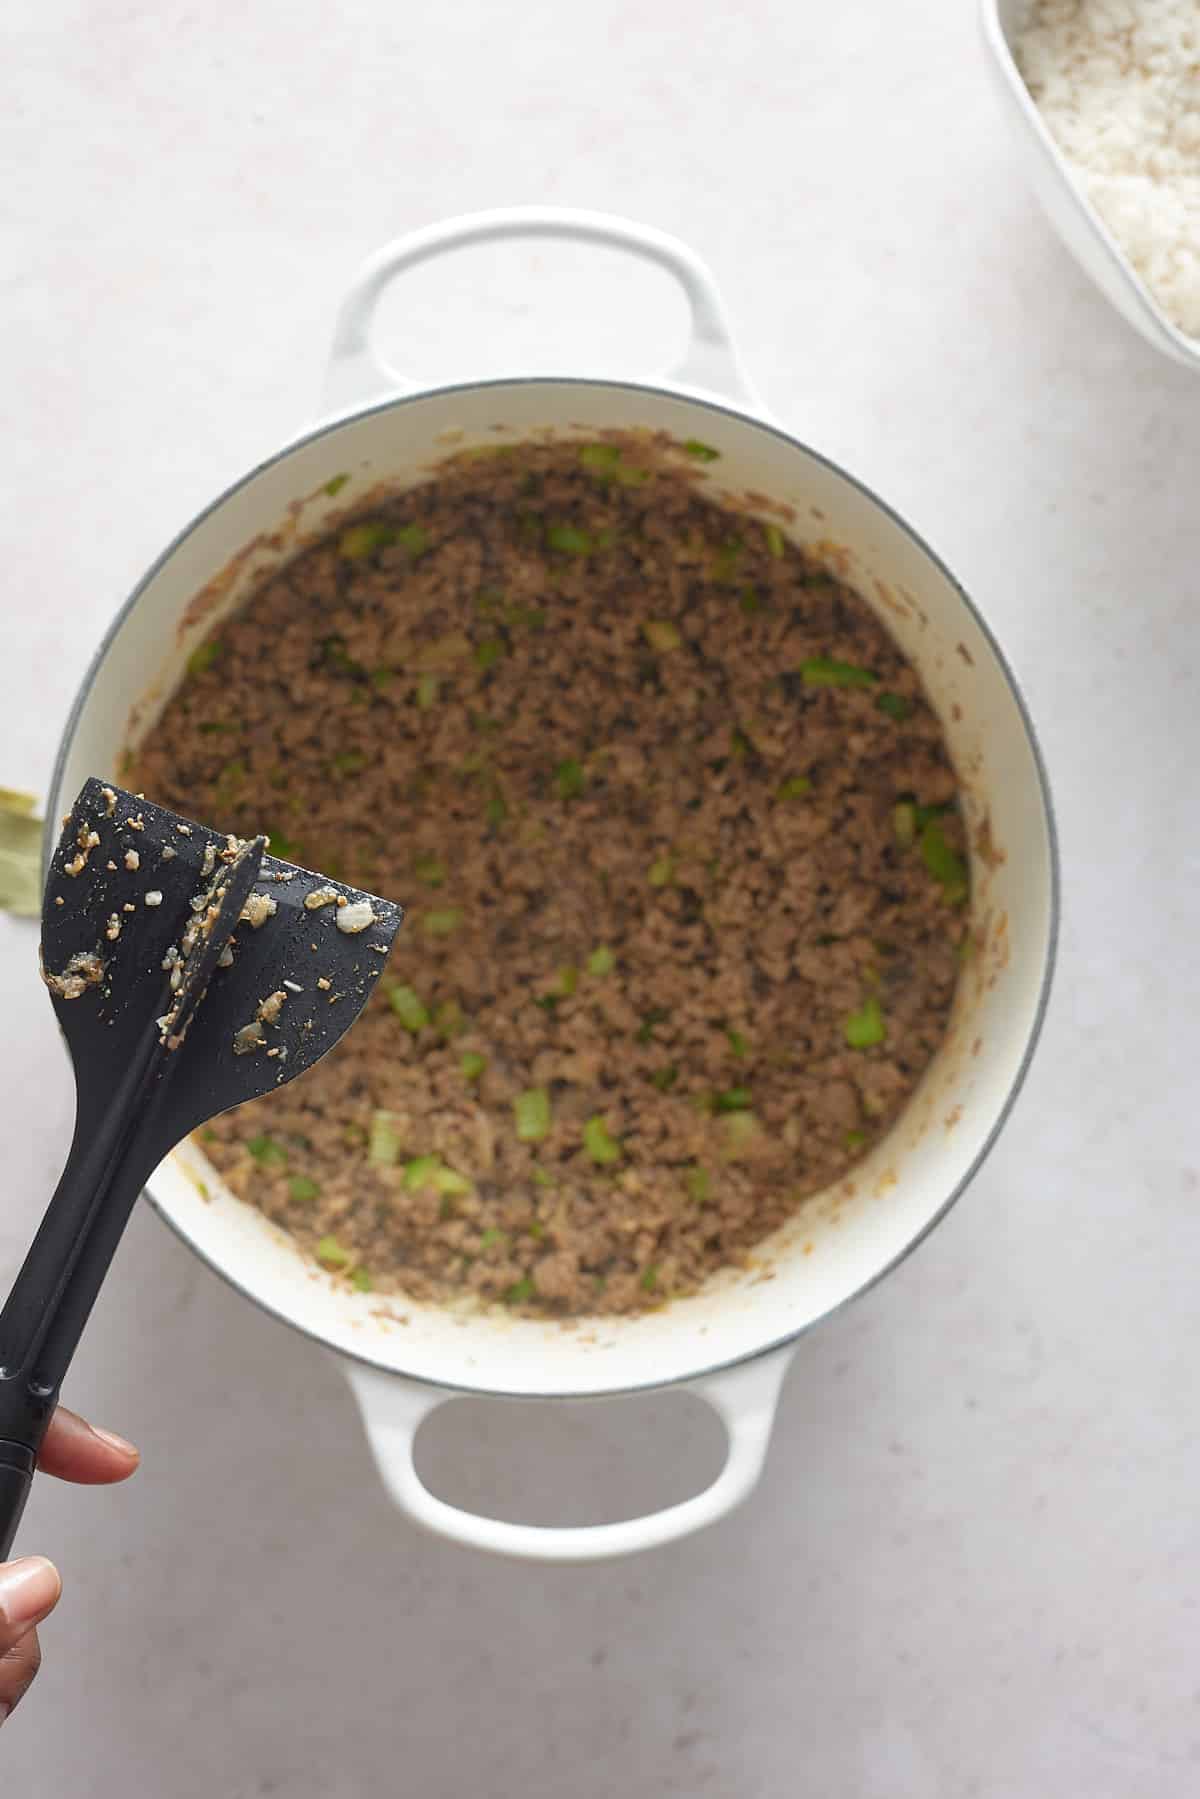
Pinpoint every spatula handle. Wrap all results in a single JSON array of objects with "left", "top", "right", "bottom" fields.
[{"left": 0, "top": 1443, "right": 35, "bottom": 1560}]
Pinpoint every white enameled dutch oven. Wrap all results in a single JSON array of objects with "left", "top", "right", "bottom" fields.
[{"left": 47, "top": 209, "right": 1058, "bottom": 1561}]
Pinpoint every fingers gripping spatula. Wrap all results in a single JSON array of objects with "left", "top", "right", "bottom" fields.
[{"left": 0, "top": 777, "right": 404, "bottom": 1555}]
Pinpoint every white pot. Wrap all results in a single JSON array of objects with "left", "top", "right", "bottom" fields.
[{"left": 48, "top": 209, "right": 1058, "bottom": 1561}]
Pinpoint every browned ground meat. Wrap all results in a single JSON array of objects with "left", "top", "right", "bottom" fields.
[{"left": 131, "top": 434, "right": 968, "bottom": 1316}]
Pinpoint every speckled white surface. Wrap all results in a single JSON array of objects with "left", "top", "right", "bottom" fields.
[{"left": 2, "top": 2, "right": 1199, "bottom": 1794}]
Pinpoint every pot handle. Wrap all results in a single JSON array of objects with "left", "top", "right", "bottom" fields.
[
  {"left": 342, "top": 1345, "right": 794, "bottom": 1562},
  {"left": 322, "top": 206, "right": 761, "bottom": 415}
]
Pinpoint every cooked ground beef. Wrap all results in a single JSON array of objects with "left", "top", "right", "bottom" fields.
[{"left": 131, "top": 434, "right": 968, "bottom": 1317}]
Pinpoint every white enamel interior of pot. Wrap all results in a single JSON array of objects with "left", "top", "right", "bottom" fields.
[{"left": 49, "top": 379, "right": 1055, "bottom": 1398}]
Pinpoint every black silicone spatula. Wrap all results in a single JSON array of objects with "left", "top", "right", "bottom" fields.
[{"left": 0, "top": 777, "right": 404, "bottom": 1554}]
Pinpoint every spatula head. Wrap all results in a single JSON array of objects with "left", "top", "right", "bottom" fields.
[{"left": 41, "top": 778, "right": 405, "bottom": 1162}]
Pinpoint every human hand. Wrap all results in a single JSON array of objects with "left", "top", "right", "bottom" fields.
[{"left": 0, "top": 1407, "right": 139, "bottom": 1727}]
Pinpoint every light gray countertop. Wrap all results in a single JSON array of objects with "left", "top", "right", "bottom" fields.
[{"left": 3, "top": 2, "right": 1198, "bottom": 1793}]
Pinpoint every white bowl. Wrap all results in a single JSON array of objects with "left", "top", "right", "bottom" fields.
[{"left": 980, "top": 0, "right": 1200, "bottom": 371}]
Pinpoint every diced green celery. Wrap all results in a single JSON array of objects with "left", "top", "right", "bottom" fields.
[
  {"left": 642, "top": 620, "right": 682, "bottom": 652},
  {"left": 315, "top": 1235, "right": 350, "bottom": 1270},
  {"left": 413, "top": 853, "right": 446, "bottom": 886},
  {"left": 514, "top": 1088, "right": 551, "bottom": 1142},
  {"left": 776, "top": 776, "right": 811, "bottom": 801},
  {"left": 877, "top": 692, "right": 913, "bottom": 722},
  {"left": 583, "top": 1116, "right": 621, "bottom": 1164},
  {"left": 323, "top": 473, "right": 350, "bottom": 496},
  {"left": 423, "top": 908, "right": 464, "bottom": 936},
  {"left": 385, "top": 983, "right": 429, "bottom": 1031},
  {"left": 546, "top": 524, "right": 592, "bottom": 555},
  {"left": 764, "top": 522, "right": 785, "bottom": 558},
  {"left": 289, "top": 1175, "right": 321, "bottom": 1202},
  {"left": 555, "top": 758, "right": 585, "bottom": 799},
  {"left": 587, "top": 946, "right": 616, "bottom": 976},
  {"left": 460, "top": 1051, "right": 487, "bottom": 1081},
  {"left": 395, "top": 523, "right": 430, "bottom": 557},
  {"left": 368, "top": 1110, "right": 402, "bottom": 1165},
  {"left": 247, "top": 1134, "right": 287, "bottom": 1169},
  {"left": 845, "top": 996, "right": 886, "bottom": 1049},
  {"left": 339, "top": 521, "right": 396, "bottom": 559},
  {"left": 187, "top": 639, "right": 222, "bottom": 676},
  {"left": 799, "top": 657, "right": 879, "bottom": 689},
  {"left": 684, "top": 439, "right": 720, "bottom": 461}
]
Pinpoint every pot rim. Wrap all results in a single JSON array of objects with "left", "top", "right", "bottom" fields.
[{"left": 48, "top": 372, "right": 1061, "bottom": 1399}]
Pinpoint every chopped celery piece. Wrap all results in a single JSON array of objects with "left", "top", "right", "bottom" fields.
[
  {"left": 845, "top": 996, "right": 886, "bottom": 1049},
  {"left": 478, "top": 1227, "right": 508, "bottom": 1251},
  {"left": 531, "top": 1167, "right": 554, "bottom": 1188},
  {"left": 396, "top": 522, "right": 430, "bottom": 557},
  {"left": 400, "top": 1156, "right": 471, "bottom": 1197},
  {"left": 587, "top": 946, "right": 616, "bottom": 976},
  {"left": 548, "top": 965, "right": 578, "bottom": 998},
  {"left": 844, "top": 1129, "right": 868, "bottom": 1152},
  {"left": 776, "top": 776, "right": 811, "bottom": 801},
  {"left": 714, "top": 1087, "right": 752, "bottom": 1112},
  {"left": 187, "top": 639, "right": 222, "bottom": 676},
  {"left": 642, "top": 620, "right": 682, "bottom": 652},
  {"left": 613, "top": 464, "right": 650, "bottom": 487},
  {"left": 877, "top": 692, "right": 913, "bottom": 722},
  {"left": 685, "top": 1166, "right": 711, "bottom": 1204},
  {"left": 730, "top": 729, "right": 752, "bottom": 760},
  {"left": 764, "top": 522, "right": 785, "bottom": 558},
  {"left": 684, "top": 439, "right": 720, "bottom": 461},
  {"left": 385, "top": 983, "right": 429, "bottom": 1032},
  {"left": 555, "top": 757, "right": 585, "bottom": 799},
  {"left": 640, "top": 1264, "right": 659, "bottom": 1294},
  {"left": 350, "top": 1266, "right": 372, "bottom": 1292},
  {"left": 198, "top": 721, "right": 234, "bottom": 735},
  {"left": 315, "top": 1235, "right": 350, "bottom": 1270},
  {"left": 413, "top": 853, "right": 446, "bottom": 887},
  {"left": 583, "top": 1116, "right": 621, "bottom": 1164},
  {"left": 371, "top": 666, "right": 395, "bottom": 689},
  {"left": 504, "top": 1276, "right": 536, "bottom": 1304},
  {"left": 727, "top": 1029, "right": 748, "bottom": 1059},
  {"left": 799, "top": 657, "right": 879, "bottom": 689},
  {"left": 289, "top": 1175, "right": 321, "bottom": 1202},
  {"left": 423, "top": 907, "right": 464, "bottom": 936},
  {"left": 339, "top": 521, "right": 396, "bottom": 559},
  {"left": 893, "top": 802, "right": 918, "bottom": 846},
  {"left": 332, "top": 750, "right": 366, "bottom": 775},
  {"left": 546, "top": 523, "right": 592, "bottom": 555},
  {"left": 475, "top": 638, "right": 505, "bottom": 671},
  {"left": 514, "top": 1088, "right": 551, "bottom": 1142},
  {"left": 723, "top": 1112, "right": 759, "bottom": 1156},
  {"left": 247, "top": 1134, "right": 287, "bottom": 1169},
  {"left": 651, "top": 1066, "right": 678, "bottom": 1092},
  {"left": 416, "top": 674, "right": 439, "bottom": 710},
  {"left": 920, "top": 819, "right": 968, "bottom": 901},
  {"left": 460, "top": 1050, "right": 487, "bottom": 1081},
  {"left": 648, "top": 855, "right": 675, "bottom": 887},
  {"left": 485, "top": 792, "right": 508, "bottom": 827},
  {"left": 323, "top": 473, "right": 350, "bottom": 496},
  {"left": 739, "top": 587, "right": 762, "bottom": 615},
  {"left": 368, "top": 1110, "right": 402, "bottom": 1165},
  {"left": 434, "top": 998, "right": 467, "bottom": 1039},
  {"left": 579, "top": 443, "right": 621, "bottom": 470}
]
